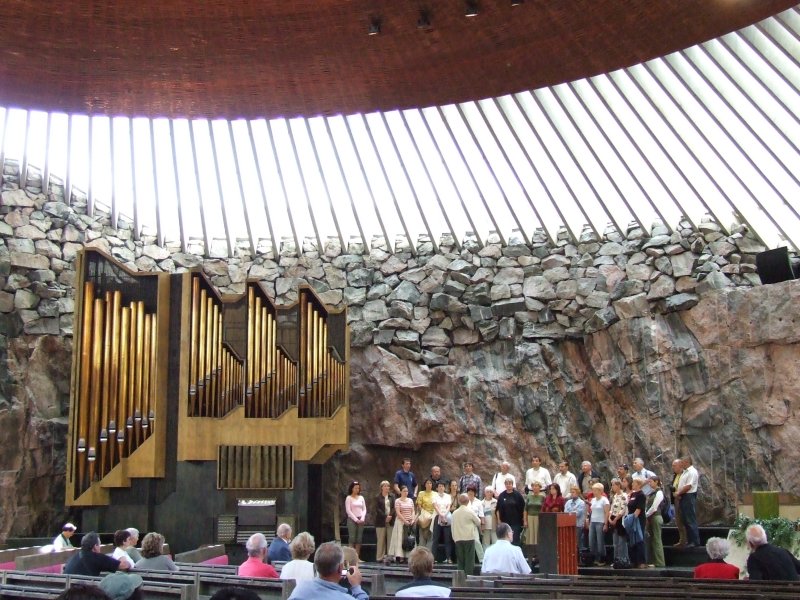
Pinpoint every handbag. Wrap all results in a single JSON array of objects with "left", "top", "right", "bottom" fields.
[{"left": 401, "top": 524, "right": 416, "bottom": 551}]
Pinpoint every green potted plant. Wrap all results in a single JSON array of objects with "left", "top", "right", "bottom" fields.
[{"left": 731, "top": 514, "right": 800, "bottom": 554}]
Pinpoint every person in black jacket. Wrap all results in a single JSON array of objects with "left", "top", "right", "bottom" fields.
[
  {"left": 746, "top": 524, "right": 800, "bottom": 581},
  {"left": 577, "top": 461, "right": 601, "bottom": 499},
  {"left": 64, "top": 532, "right": 129, "bottom": 576},
  {"left": 495, "top": 477, "right": 526, "bottom": 546},
  {"left": 374, "top": 480, "right": 396, "bottom": 563}
]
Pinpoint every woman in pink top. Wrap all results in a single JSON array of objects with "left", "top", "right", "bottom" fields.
[{"left": 345, "top": 480, "right": 367, "bottom": 559}]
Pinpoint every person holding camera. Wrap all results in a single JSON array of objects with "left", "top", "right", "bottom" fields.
[{"left": 288, "top": 542, "right": 367, "bottom": 600}]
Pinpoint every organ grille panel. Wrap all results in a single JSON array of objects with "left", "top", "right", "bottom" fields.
[
  {"left": 188, "top": 273, "right": 245, "bottom": 417},
  {"left": 217, "top": 445, "right": 294, "bottom": 489}
]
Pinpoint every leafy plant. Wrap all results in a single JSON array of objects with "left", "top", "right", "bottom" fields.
[{"left": 731, "top": 513, "right": 800, "bottom": 554}]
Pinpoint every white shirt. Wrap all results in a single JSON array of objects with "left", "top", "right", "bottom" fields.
[
  {"left": 52, "top": 533, "right": 72, "bottom": 551},
  {"left": 678, "top": 465, "right": 699, "bottom": 493},
  {"left": 524, "top": 467, "right": 552, "bottom": 489},
  {"left": 492, "top": 472, "right": 516, "bottom": 497},
  {"left": 280, "top": 559, "right": 315, "bottom": 582},
  {"left": 553, "top": 471, "right": 577, "bottom": 494},
  {"left": 433, "top": 492, "right": 452, "bottom": 519},
  {"left": 481, "top": 539, "right": 532, "bottom": 575},
  {"left": 590, "top": 496, "right": 609, "bottom": 523},
  {"left": 468, "top": 497, "right": 484, "bottom": 521},
  {"left": 645, "top": 490, "right": 664, "bottom": 517},
  {"left": 111, "top": 547, "right": 134, "bottom": 568}
]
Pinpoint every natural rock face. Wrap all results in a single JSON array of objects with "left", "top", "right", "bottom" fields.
[
  {"left": 0, "top": 161, "right": 797, "bottom": 540},
  {"left": 332, "top": 281, "right": 800, "bottom": 525}
]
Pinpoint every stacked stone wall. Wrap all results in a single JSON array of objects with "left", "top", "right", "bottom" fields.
[{"left": 1, "top": 163, "right": 798, "bottom": 539}]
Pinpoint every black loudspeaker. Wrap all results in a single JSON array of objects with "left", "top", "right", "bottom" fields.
[{"left": 756, "top": 247, "right": 797, "bottom": 284}]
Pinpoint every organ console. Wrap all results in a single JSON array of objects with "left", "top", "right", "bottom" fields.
[{"left": 66, "top": 249, "right": 349, "bottom": 551}]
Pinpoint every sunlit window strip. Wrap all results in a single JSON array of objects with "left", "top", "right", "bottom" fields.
[{"left": 1, "top": 9, "right": 800, "bottom": 256}]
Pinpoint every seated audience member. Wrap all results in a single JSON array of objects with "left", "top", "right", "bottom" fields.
[
  {"left": 100, "top": 572, "right": 144, "bottom": 600},
  {"left": 65, "top": 531, "right": 130, "bottom": 576},
  {"left": 395, "top": 547, "right": 451, "bottom": 597},
  {"left": 209, "top": 588, "right": 262, "bottom": 600},
  {"left": 110, "top": 530, "right": 135, "bottom": 569},
  {"left": 280, "top": 531, "right": 317, "bottom": 581},
  {"left": 53, "top": 522, "right": 77, "bottom": 550},
  {"left": 481, "top": 523, "right": 532, "bottom": 575},
  {"left": 238, "top": 532, "right": 279, "bottom": 578},
  {"left": 54, "top": 583, "right": 112, "bottom": 600},
  {"left": 135, "top": 532, "right": 179, "bottom": 571},
  {"left": 693, "top": 537, "right": 740, "bottom": 579},
  {"left": 269, "top": 523, "right": 293, "bottom": 563},
  {"left": 745, "top": 524, "right": 800, "bottom": 581},
  {"left": 288, "top": 541, "right": 367, "bottom": 600},
  {"left": 124, "top": 528, "right": 142, "bottom": 563}
]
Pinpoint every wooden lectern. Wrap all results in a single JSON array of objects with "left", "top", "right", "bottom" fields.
[{"left": 537, "top": 512, "right": 578, "bottom": 575}]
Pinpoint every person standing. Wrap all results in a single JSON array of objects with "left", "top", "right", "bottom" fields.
[
  {"left": 345, "top": 481, "right": 367, "bottom": 559},
  {"left": 458, "top": 462, "right": 482, "bottom": 495},
  {"left": 429, "top": 466, "right": 447, "bottom": 491},
  {"left": 481, "top": 486, "right": 498, "bottom": 549},
  {"left": 395, "top": 458, "right": 418, "bottom": 501},
  {"left": 607, "top": 478, "right": 628, "bottom": 565},
  {"left": 523, "top": 482, "right": 545, "bottom": 551},
  {"left": 390, "top": 485, "right": 417, "bottom": 563},
  {"left": 670, "top": 459, "right": 688, "bottom": 547},
  {"left": 645, "top": 476, "right": 666, "bottom": 568},
  {"left": 451, "top": 494, "right": 480, "bottom": 575},
  {"left": 553, "top": 462, "right": 577, "bottom": 496},
  {"left": 466, "top": 486, "right": 485, "bottom": 563},
  {"left": 491, "top": 462, "right": 516, "bottom": 498},
  {"left": 417, "top": 479, "right": 437, "bottom": 550},
  {"left": 587, "top": 483, "right": 610, "bottom": 566},
  {"left": 374, "top": 480, "right": 396, "bottom": 563},
  {"left": 577, "top": 461, "right": 600, "bottom": 500},
  {"left": 431, "top": 481, "right": 453, "bottom": 563},
  {"left": 564, "top": 486, "right": 587, "bottom": 556},
  {"left": 495, "top": 477, "right": 526, "bottom": 546},
  {"left": 675, "top": 457, "right": 700, "bottom": 547},
  {"left": 53, "top": 523, "right": 77, "bottom": 551},
  {"left": 625, "top": 479, "right": 647, "bottom": 568},
  {"left": 524, "top": 456, "right": 551, "bottom": 492}
]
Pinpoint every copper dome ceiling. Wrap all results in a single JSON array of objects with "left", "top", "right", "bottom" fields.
[{"left": 0, "top": 1, "right": 796, "bottom": 119}]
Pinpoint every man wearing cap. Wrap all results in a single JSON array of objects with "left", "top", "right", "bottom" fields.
[
  {"left": 53, "top": 523, "right": 77, "bottom": 551},
  {"left": 64, "top": 531, "right": 130, "bottom": 576}
]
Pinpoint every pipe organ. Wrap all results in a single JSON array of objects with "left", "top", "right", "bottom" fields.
[{"left": 68, "top": 250, "right": 349, "bottom": 549}]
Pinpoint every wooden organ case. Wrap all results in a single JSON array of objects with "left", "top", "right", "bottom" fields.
[{"left": 67, "top": 249, "right": 350, "bottom": 552}]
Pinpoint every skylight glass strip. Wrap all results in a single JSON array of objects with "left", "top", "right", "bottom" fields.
[
  {"left": 19, "top": 110, "right": 31, "bottom": 187},
  {"left": 568, "top": 80, "right": 674, "bottom": 233},
  {"left": 285, "top": 118, "right": 324, "bottom": 253},
  {"left": 25, "top": 111, "right": 49, "bottom": 187},
  {"left": 47, "top": 113, "right": 69, "bottom": 198},
  {"left": 382, "top": 111, "right": 443, "bottom": 250},
  {"left": 227, "top": 120, "right": 257, "bottom": 255},
  {"left": 208, "top": 120, "right": 237, "bottom": 257},
  {"left": 640, "top": 60, "right": 792, "bottom": 248},
  {"left": 230, "top": 120, "right": 272, "bottom": 254},
  {"left": 265, "top": 118, "right": 305, "bottom": 254}
]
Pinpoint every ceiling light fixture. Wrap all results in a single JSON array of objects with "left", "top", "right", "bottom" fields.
[
  {"left": 368, "top": 17, "right": 381, "bottom": 36},
  {"left": 465, "top": 0, "right": 479, "bottom": 17},
  {"left": 417, "top": 9, "right": 431, "bottom": 29},
  {"left": 511, "top": 0, "right": 524, "bottom": 6}
]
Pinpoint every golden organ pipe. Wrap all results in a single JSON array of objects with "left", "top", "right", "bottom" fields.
[
  {"left": 253, "top": 296, "right": 261, "bottom": 417},
  {"left": 190, "top": 277, "right": 200, "bottom": 415},
  {"left": 77, "top": 281, "right": 95, "bottom": 493},
  {"left": 148, "top": 314, "right": 157, "bottom": 433},
  {"left": 126, "top": 301, "right": 138, "bottom": 455},
  {"left": 108, "top": 291, "right": 121, "bottom": 471},
  {"left": 246, "top": 288, "right": 253, "bottom": 405},
  {"left": 142, "top": 314, "right": 152, "bottom": 440},
  {"left": 89, "top": 297, "right": 104, "bottom": 482},
  {"left": 135, "top": 301, "right": 145, "bottom": 447},
  {"left": 99, "top": 291, "right": 112, "bottom": 477},
  {"left": 118, "top": 307, "right": 130, "bottom": 456},
  {"left": 197, "top": 289, "right": 207, "bottom": 416}
]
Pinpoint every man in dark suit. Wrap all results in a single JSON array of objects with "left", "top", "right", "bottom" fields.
[
  {"left": 268, "top": 523, "right": 293, "bottom": 563},
  {"left": 746, "top": 524, "right": 800, "bottom": 581}
]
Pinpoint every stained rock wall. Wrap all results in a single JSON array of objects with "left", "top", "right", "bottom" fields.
[{"left": 1, "top": 162, "right": 798, "bottom": 541}]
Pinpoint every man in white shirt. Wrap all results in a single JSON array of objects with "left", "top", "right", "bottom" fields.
[
  {"left": 524, "top": 456, "right": 551, "bottom": 492},
  {"left": 491, "top": 462, "right": 516, "bottom": 497},
  {"left": 631, "top": 457, "right": 657, "bottom": 494},
  {"left": 552, "top": 461, "right": 577, "bottom": 495},
  {"left": 676, "top": 456, "right": 700, "bottom": 547},
  {"left": 481, "top": 523, "right": 532, "bottom": 575}
]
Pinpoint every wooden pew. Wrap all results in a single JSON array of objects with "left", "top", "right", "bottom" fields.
[
  {"left": 0, "top": 570, "right": 194, "bottom": 600},
  {"left": 0, "top": 583, "right": 59, "bottom": 598},
  {"left": 174, "top": 544, "right": 227, "bottom": 565},
  {"left": 0, "top": 546, "right": 45, "bottom": 570}
]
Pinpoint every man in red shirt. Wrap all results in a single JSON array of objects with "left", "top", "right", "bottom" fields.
[{"left": 238, "top": 533, "right": 279, "bottom": 578}]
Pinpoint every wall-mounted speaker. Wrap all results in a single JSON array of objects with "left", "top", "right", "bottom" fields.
[{"left": 756, "top": 247, "right": 798, "bottom": 284}]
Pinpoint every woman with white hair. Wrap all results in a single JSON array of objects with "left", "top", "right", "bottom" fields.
[
  {"left": 481, "top": 486, "right": 497, "bottom": 548},
  {"left": 693, "top": 537, "right": 739, "bottom": 579}
]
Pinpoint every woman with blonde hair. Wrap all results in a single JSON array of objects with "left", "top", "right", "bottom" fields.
[
  {"left": 415, "top": 479, "right": 436, "bottom": 549},
  {"left": 587, "top": 483, "right": 610, "bottom": 566},
  {"left": 373, "top": 480, "right": 395, "bottom": 563},
  {"left": 279, "top": 532, "right": 315, "bottom": 581},
  {"left": 135, "top": 532, "right": 179, "bottom": 571}
]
